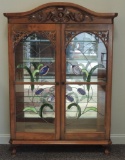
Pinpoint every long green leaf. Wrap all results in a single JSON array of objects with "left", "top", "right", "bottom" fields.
[
  {"left": 87, "top": 64, "right": 104, "bottom": 91},
  {"left": 31, "top": 62, "right": 37, "bottom": 70},
  {"left": 67, "top": 103, "right": 81, "bottom": 118},
  {"left": 24, "top": 66, "right": 34, "bottom": 91},
  {"left": 37, "top": 64, "right": 43, "bottom": 70},
  {"left": 17, "top": 64, "right": 34, "bottom": 91},
  {"left": 33, "top": 63, "right": 43, "bottom": 81},
  {"left": 17, "top": 64, "right": 33, "bottom": 78},
  {"left": 81, "top": 69, "right": 88, "bottom": 81},
  {"left": 83, "top": 107, "right": 97, "bottom": 114},
  {"left": 39, "top": 103, "right": 53, "bottom": 118},
  {"left": 33, "top": 70, "right": 39, "bottom": 77},
  {"left": 87, "top": 64, "right": 104, "bottom": 82},
  {"left": 23, "top": 107, "right": 37, "bottom": 113}
]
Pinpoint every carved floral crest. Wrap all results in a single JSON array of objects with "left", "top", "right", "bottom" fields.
[{"left": 28, "top": 6, "right": 93, "bottom": 23}]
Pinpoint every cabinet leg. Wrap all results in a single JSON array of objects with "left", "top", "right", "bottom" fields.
[
  {"left": 10, "top": 145, "right": 17, "bottom": 156},
  {"left": 9, "top": 139, "right": 17, "bottom": 155},
  {"left": 103, "top": 145, "right": 111, "bottom": 155}
]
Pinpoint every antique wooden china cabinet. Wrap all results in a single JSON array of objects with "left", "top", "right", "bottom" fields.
[{"left": 4, "top": 2, "right": 117, "bottom": 154}]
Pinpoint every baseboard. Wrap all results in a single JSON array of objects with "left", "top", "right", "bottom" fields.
[
  {"left": 0, "top": 134, "right": 125, "bottom": 144},
  {"left": 0, "top": 134, "right": 10, "bottom": 144},
  {"left": 111, "top": 134, "right": 125, "bottom": 144}
]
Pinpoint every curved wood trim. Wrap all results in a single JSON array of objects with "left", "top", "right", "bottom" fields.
[{"left": 4, "top": 2, "right": 118, "bottom": 19}]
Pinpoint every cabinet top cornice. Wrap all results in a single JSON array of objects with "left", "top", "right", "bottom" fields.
[{"left": 4, "top": 2, "right": 118, "bottom": 24}]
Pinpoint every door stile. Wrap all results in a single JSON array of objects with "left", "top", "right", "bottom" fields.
[
  {"left": 55, "top": 24, "right": 61, "bottom": 139},
  {"left": 9, "top": 24, "right": 16, "bottom": 140},
  {"left": 11, "top": 23, "right": 61, "bottom": 140},
  {"left": 105, "top": 25, "right": 113, "bottom": 139},
  {"left": 60, "top": 24, "right": 66, "bottom": 139},
  {"left": 60, "top": 24, "right": 109, "bottom": 140}
]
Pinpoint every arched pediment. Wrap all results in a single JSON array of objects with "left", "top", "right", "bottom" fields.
[{"left": 4, "top": 2, "right": 118, "bottom": 24}]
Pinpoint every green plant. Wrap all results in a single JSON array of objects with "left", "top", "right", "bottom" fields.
[{"left": 17, "top": 63, "right": 43, "bottom": 91}]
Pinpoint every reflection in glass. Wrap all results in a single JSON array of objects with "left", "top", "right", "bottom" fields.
[
  {"left": 65, "top": 32, "right": 106, "bottom": 133},
  {"left": 66, "top": 32, "right": 107, "bottom": 82},
  {"left": 65, "top": 84, "right": 105, "bottom": 132},
  {"left": 15, "top": 84, "right": 55, "bottom": 133},
  {"left": 15, "top": 33, "right": 55, "bottom": 82}
]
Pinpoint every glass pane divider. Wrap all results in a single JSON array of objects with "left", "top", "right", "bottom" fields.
[
  {"left": 65, "top": 82, "right": 106, "bottom": 85},
  {"left": 15, "top": 82, "right": 56, "bottom": 85}
]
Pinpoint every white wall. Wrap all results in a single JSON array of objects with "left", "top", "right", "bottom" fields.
[{"left": 0, "top": 0, "right": 125, "bottom": 144}]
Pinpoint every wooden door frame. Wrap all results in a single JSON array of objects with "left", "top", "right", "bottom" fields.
[
  {"left": 60, "top": 23, "right": 113, "bottom": 140},
  {"left": 8, "top": 23, "right": 61, "bottom": 140}
]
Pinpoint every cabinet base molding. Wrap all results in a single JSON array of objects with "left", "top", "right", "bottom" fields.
[
  {"left": 10, "top": 139, "right": 111, "bottom": 145},
  {"left": 9, "top": 139, "right": 112, "bottom": 155}
]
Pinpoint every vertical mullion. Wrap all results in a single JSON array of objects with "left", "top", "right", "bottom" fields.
[
  {"left": 55, "top": 24, "right": 61, "bottom": 139},
  {"left": 60, "top": 24, "right": 66, "bottom": 139}
]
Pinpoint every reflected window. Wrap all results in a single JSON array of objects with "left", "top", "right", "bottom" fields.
[
  {"left": 15, "top": 33, "right": 55, "bottom": 82},
  {"left": 65, "top": 32, "right": 107, "bottom": 132},
  {"left": 66, "top": 32, "right": 107, "bottom": 82}
]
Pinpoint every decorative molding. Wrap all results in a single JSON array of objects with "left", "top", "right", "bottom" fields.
[
  {"left": 28, "top": 6, "right": 93, "bottom": 23},
  {"left": 12, "top": 30, "right": 56, "bottom": 47},
  {"left": 93, "top": 31, "right": 109, "bottom": 46},
  {"left": 12, "top": 30, "right": 31, "bottom": 47},
  {"left": 65, "top": 31, "right": 80, "bottom": 47},
  {"left": 65, "top": 31, "right": 109, "bottom": 47},
  {"left": 0, "top": 134, "right": 125, "bottom": 144}
]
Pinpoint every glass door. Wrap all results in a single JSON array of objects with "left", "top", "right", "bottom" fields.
[
  {"left": 13, "top": 24, "right": 61, "bottom": 140},
  {"left": 61, "top": 24, "right": 108, "bottom": 140}
]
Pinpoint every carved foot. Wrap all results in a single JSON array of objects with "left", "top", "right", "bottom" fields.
[
  {"left": 104, "top": 148, "right": 110, "bottom": 155},
  {"left": 103, "top": 145, "right": 111, "bottom": 155},
  {"left": 10, "top": 145, "right": 17, "bottom": 156}
]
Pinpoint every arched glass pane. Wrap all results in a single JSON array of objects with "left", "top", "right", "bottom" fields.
[
  {"left": 15, "top": 33, "right": 55, "bottom": 82},
  {"left": 15, "top": 33, "right": 55, "bottom": 133},
  {"left": 66, "top": 32, "right": 107, "bottom": 82},
  {"left": 65, "top": 32, "right": 107, "bottom": 133}
]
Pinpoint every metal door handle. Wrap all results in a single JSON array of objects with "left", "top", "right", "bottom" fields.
[
  {"left": 55, "top": 82, "right": 59, "bottom": 85},
  {"left": 62, "top": 82, "right": 65, "bottom": 85}
]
